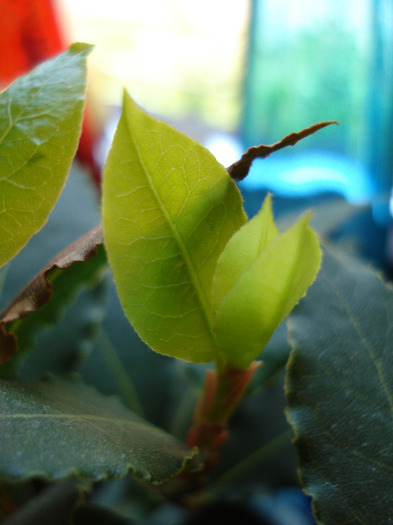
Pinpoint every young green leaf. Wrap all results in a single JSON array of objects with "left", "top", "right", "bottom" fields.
[
  {"left": 286, "top": 247, "right": 393, "bottom": 523},
  {"left": 0, "top": 43, "right": 92, "bottom": 268},
  {"left": 211, "top": 194, "right": 279, "bottom": 312},
  {"left": 102, "top": 92, "right": 246, "bottom": 363},
  {"left": 212, "top": 200, "right": 321, "bottom": 368},
  {"left": 0, "top": 376, "right": 198, "bottom": 484}
]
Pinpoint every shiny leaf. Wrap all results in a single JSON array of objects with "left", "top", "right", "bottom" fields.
[
  {"left": 212, "top": 207, "right": 321, "bottom": 369},
  {"left": 102, "top": 92, "right": 246, "bottom": 363}
]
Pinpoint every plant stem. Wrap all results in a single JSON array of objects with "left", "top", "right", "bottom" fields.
[
  {"left": 96, "top": 329, "right": 144, "bottom": 416},
  {"left": 186, "top": 361, "right": 260, "bottom": 464},
  {"left": 160, "top": 361, "right": 262, "bottom": 504}
]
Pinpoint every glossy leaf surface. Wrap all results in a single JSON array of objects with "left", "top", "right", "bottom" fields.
[
  {"left": 102, "top": 92, "right": 246, "bottom": 363},
  {"left": 286, "top": 247, "right": 393, "bottom": 523},
  {"left": 0, "top": 43, "right": 92, "bottom": 268},
  {"left": 212, "top": 200, "right": 321, "bottom": 368},
  {"left": 0, "top": 377, "right": 198, "bottom": 484}
]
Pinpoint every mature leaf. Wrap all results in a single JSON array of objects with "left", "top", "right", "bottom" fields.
[
  {"left": 74, "top": 502, "right": 135, "bottom": 525},
  {"left": 212, "top": 208, "right": 321, "bottom": 369},
  {"left": 18, "top": 278, "right": 108, "bottom": 381},
  {"left": 286, "top": 247, "right": 393, "bottom": 524},
  {"left": 0, "top": 43, "right": 92, "bottom": 268},
  {"left": 0, "top": 376, "right": 198, "bottom": 484},
  {"left": 0, "top": 226, "right": 105, "bottom": 365},
  {"left": 227, "top": 121, "right": 338, "bottom": 181},
  {"left": 102, "top": 91, "right": 246, "bottom": 363}
]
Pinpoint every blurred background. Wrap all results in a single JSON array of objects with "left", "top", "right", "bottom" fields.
[{"left": 1, "top": 0, "right": 393, "bottom": 268}]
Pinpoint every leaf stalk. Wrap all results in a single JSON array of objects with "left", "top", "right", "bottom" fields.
[{"left": 186, "top": 361, "right": 261, "bottom": 465}]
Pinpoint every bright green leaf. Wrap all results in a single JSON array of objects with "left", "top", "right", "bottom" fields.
[
  {"left": 211, "top": 194, "right": 278, "bottom": 312},
  {"left": 0, "top": 376, "right": 198, "bottom": 484},
  {"left": 213, "top": 209, "right": 321, "bottom": 368},
  {"left": 102, "top": 91, "right": 246, "bottom": 363},
  {"left": 286, "top": 247, "right": 393, "bottom": 523},
  {"left": 0, "top": 43, "right": 92, "bottom": 268}
]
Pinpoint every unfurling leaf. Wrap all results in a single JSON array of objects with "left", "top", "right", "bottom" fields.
[
  {"left": 0, "top": 43, "right": 92, "bottom": 268},
  {"left": 102, "top": 91, "right": 246, "bottom": 363},
  {"left": 211, "top": 196, "right": 321, "bottom": 369}
]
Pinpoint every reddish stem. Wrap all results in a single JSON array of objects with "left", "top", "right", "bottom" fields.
[{"left": 186, "top": 361, "right": 260, "bottom": 464}]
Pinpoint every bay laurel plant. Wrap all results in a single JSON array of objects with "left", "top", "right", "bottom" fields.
[
  {"left": 101, "top": 91, "right": 321, "bottom": 456},
  {"left": 1, "top": 45, "right": 392, "bottom": 524}
]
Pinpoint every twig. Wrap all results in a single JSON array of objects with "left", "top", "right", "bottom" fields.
[{"left": 227, "top": 121, "right": 339, "bottom": 181}]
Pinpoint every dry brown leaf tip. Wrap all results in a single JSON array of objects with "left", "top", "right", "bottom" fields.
[
  {"left": 0, "top": 225, "right": 103, "bottom": 365},
  {"left": 227, "top": 121, "right": 339, "bottom": 181}
]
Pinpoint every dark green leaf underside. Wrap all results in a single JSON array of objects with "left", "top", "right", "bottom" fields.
[
  {"left": 0, "top": 377, "right": 198, "bottom": 484},
  {"left": 0, "top": 226, "right": 106, "bottom": 368},
  {"left": 286, "top": 247, "right": 393, "bottom": 524},
  {"left": 3, "top": 478, "right": 85, "bottom": 525}
]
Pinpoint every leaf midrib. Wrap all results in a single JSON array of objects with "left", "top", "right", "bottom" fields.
[
  {"left": 0, "top": 65, "right": 62, "bottom": 147},
  {"left": 126, "top": 115, "right": 214, "bottom": 336},
  {"left": 0, "top": 411, "right": 166, "bottom": 432}
]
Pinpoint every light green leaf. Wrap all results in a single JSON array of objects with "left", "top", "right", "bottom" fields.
[
  {"left": 0, "top": 43, "right": 92, "bottom": 268},
  {"left": 102, "top": 91, "right": 246, "bottom": 363},
  {"left": 286, "top": 247, "right": 393, "bottom": 524},
  {"left": 0, "top": 377, "right": 198, "bottom": 484},
  {"left": 213, "top": 210, "right": 321, "bottom": 368},
  {"left": 211, "top": 194, "right": 278, "bottom": 312}
]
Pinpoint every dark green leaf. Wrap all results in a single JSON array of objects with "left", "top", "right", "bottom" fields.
[
  {"left": 286, "top": 247, "right": 393, "bottom": 523},
  {"left": 73, "top": 502, "right": 135, "bottom": 525},
  {"left": 0, "top": 377, "right": 198, "bottom": 485},
  {"left": 3, "top": 478, "right": 85, "bottom": 525},
  {"left": 18, "top": 278, "right": 108, "bottom": 381},
  {"left": 0, "top": 226, "right": 106, "bottom": 366}
]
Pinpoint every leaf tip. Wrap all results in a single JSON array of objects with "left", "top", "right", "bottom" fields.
[{"left": 69, "top": 42, "right": 95, "bottom": 56}]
